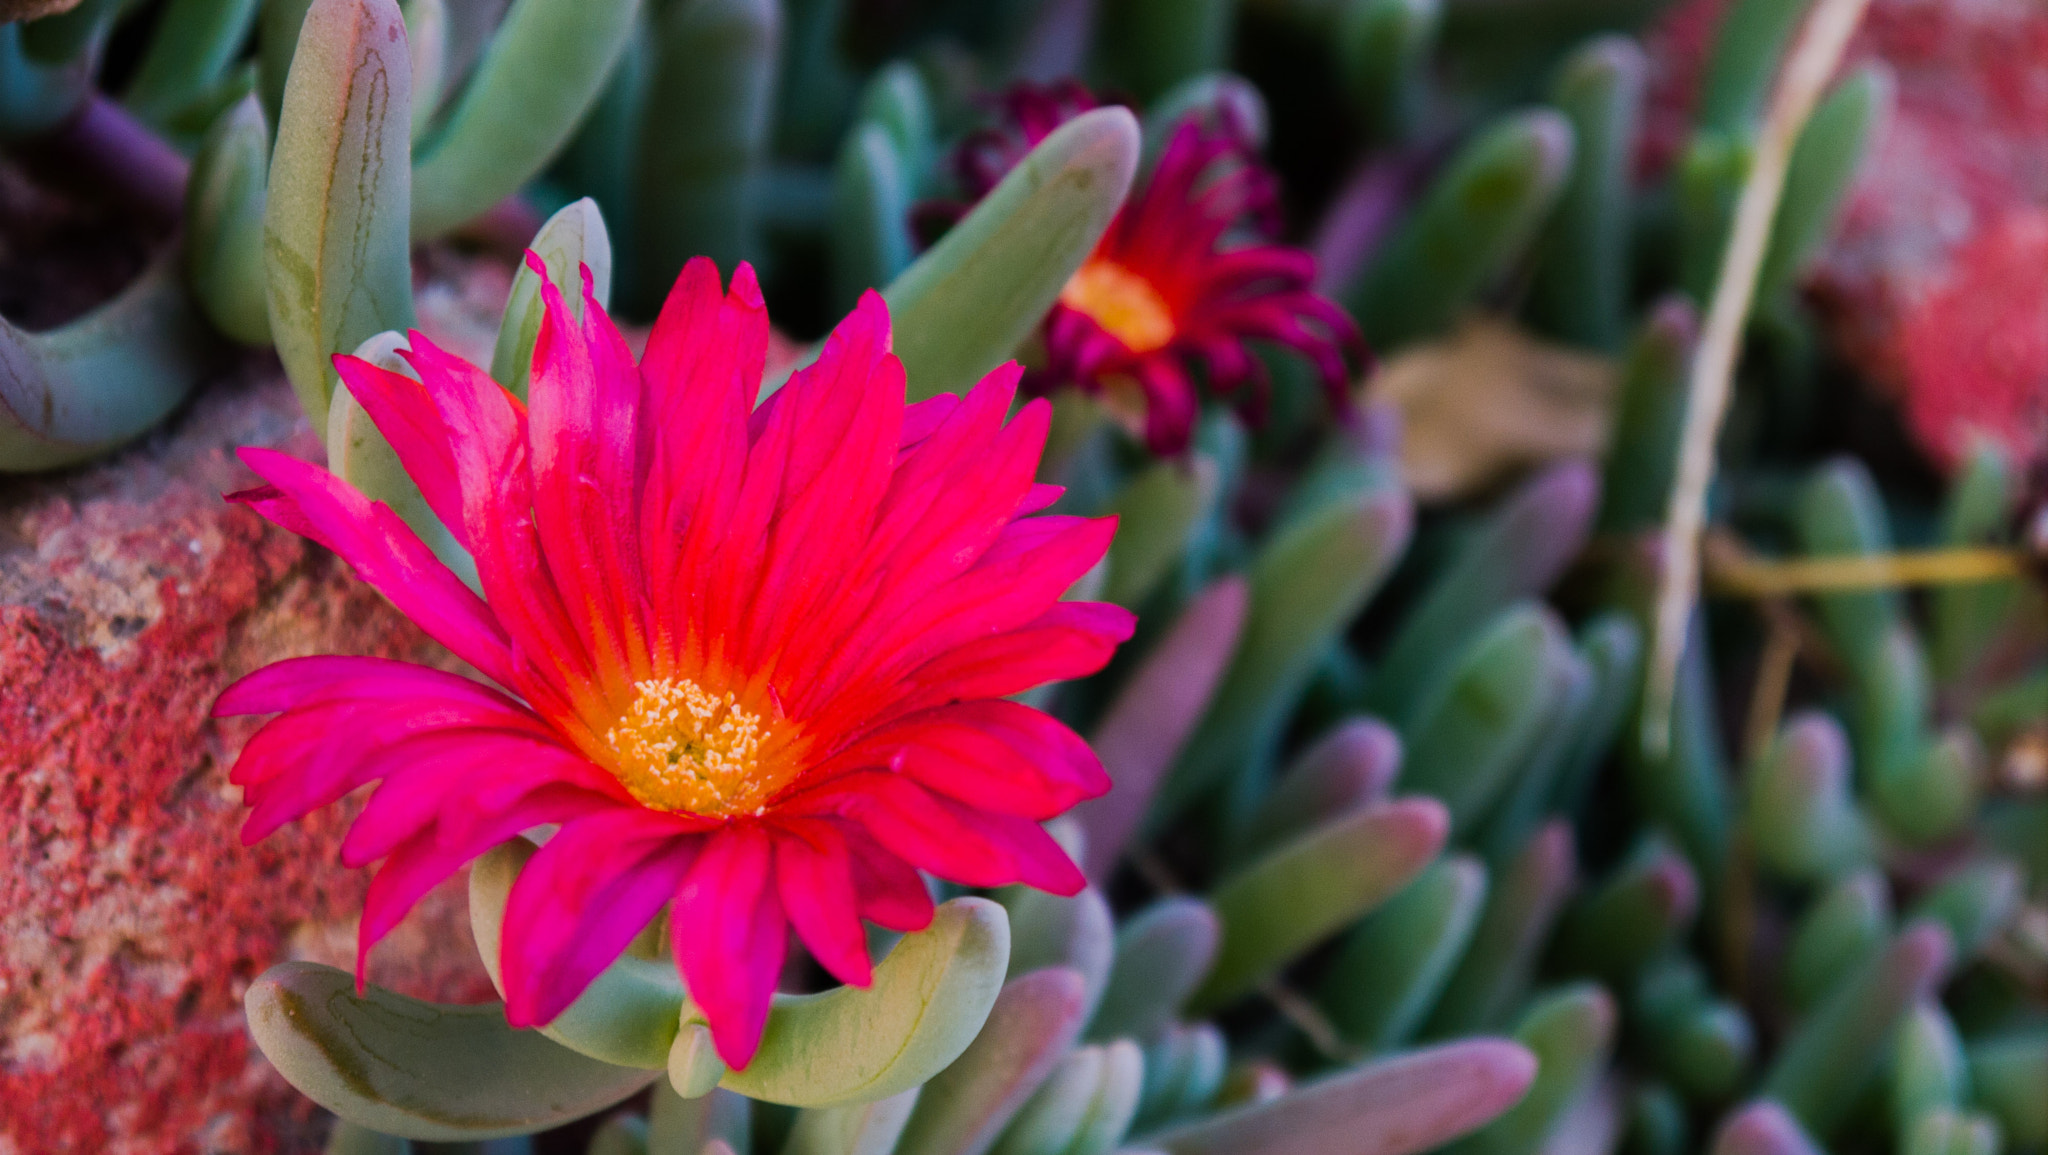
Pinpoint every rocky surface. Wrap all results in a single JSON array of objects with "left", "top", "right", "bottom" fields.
[{"left": 0, "top": 359, "right": 496, "bottom": 1155}]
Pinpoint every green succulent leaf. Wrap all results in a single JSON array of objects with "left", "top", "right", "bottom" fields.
[
  {"left": 1931, "top": 444, "right": 2023, "bottom": 682},
  {"left": 409, "top": 0, "right": 641, "bottom": 237},
  {"left": 1549, "top": 834, "right": 1700, "bottom": 986},
  {"left": 1192, "top": 797, "right": 1448, "bottom": 1012},
  {"left": 1161, "top": 486, "right": 1413, "bottom": 825},
  {"left": 634, "top": 0, "right": 781, "bottom": 301},
  {"left": 1783, "top": 869, "right": 1890, "bottom": 1012},
  {"left": 0, "top": 247, "right": 215, "bottom": 473},
  {"left": 244, "top": 961, "right": 658, "bottom": 1141},
  {"left": 1526, "top": 35, "right": 1644, "bottom": 351},
  {"left": 689, "top": 897, "right": 1011, "bottom": 1107},
  {"left": 1597, "top": 299, "right": 1697, "bottom": 535},
  {"left": 489, "top": 196, "right": 614, "bottom": 399},
  {"left": 1321, "top": 855, "right": 1488, "bottom": 1052},
  {"left": 1395, "top": 603, "right": 1568, "bottom": 836},
  {"left": 186, "top": 93, "right": 274, "bottom": 345},
  {"left": 1764, "top": 920, "right": 1955, "bottom": 1140},
  {"left": 1903, "top": 1109, "right": 2002, "bottom": 1155},
  {"left": 123, "top": 0, "right": 263, "bottom": 132},
  {"left": 1344, "top": 108, "right": 1574, "bottom": 348},
  {"left": 1443, "top": 984, "right": 1617, "bottom": 1155},
  {"left": 1072, "top": 577, "right": 1248, "bottom": 881},
  {"left": 264, "top": 0, "right": 416, "bottom": 431},
  {"left": 1909, "top": 858, "right": 2022, "bottom": 965},
  {"left": 650, "top": 1081, "right": 752, "bottom": 1155},
  {"left": 1367, "top": 460, "right": 1597, "bottom": 729},
  {"left": 1102, "top": 456, "right": 1222, "bottom": 610},
  {"left": 990, "top": 1040, "right": 1144, "bottom": 1155},
  {"left": 399, "top": 0, "right": 445, "bottom": 143},
  {"left": 1236, "top": 719, "right": 1401, "bottom": 865},
  {"left": 885, "top": 106, "right": 1139, "bottom": 402},
  {"left": 1754, "top": 64, "right": 1889, "bottom": 303},
  {"left": 1892, "top": 1002, "right": 1969, "bottom": 1135},
  {"left": 1966, "top": 1031, "right": 2048, "bottom": 1151},
  {"left": 894, "top": 968, "right": 1093, "bottom": 1155},
  {"left": 1000, "top": 884, "right": 1116, "bottom": 1022},
  {"left": 1336, "top": 0, "right": 1441, "bottom": 145},
  {"left": 1423, "top": 820, "right": 1576, "bottom": 1039},
  {"left": 782, "top": 1089, "right": 922, "bottom": 1155},
  {"left": 1144, "top": 1039, "right": 1538, "bottom": 1155},
  {"left": 1745, "top": 712, "right": 1873, "bottom": 885},
  {"left": 1088, "top": 897, "right": 1221, "bottom": 1044},
  {"left": 830, "top": 122, "right": 915, "bottom": 314}
]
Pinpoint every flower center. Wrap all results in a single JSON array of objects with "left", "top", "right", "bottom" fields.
[
  {"left": 604, "top": 678, "right": 795, "bottom": 816},
  {"left": 1060, "top": 260, "right": 1176, "bottom": 354}
]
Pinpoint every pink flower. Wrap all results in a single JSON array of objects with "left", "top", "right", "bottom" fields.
[
  {"left": 216, "top": 258, "right": 1133, "bottom": 1068},
  {"left": 943, "top": 82, "right": 1364, "bottom": 454}
]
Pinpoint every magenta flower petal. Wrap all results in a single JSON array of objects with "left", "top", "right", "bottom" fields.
[
  {"left": 774, "top": 819, "right": 873, "bottom": 988},
  {"left": 673, "top": 826, "right": 787, "bottom": 1068},
  {"left": 500, "top": 809, "right": 704, "bottom": 1027}
]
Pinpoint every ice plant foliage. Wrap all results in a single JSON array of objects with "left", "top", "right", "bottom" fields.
[
  {"left": 956, "top": 84, "right": 1363, "bottom": 454},
  {"left": 214, "top": 257, "right": 1134, "bottom": 1067}
]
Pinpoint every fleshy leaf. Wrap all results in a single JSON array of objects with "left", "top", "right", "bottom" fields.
[
  {"left": 264, "top": 0, "right": 416, "bottom": 430},
  {"left": 1088, "top": 897, "right": 1221, "bottom": 1044},
  {"left": 1319, "top": 854, "right": 1488, "bottom": 1052},
  {"left": 470, "top": 837, "right": 685, "bottom": 1070},
  {"left": 1191, "top": 797, "right": 1448, "bottom": 1011},
  {"left": 0, "top": 248, "right": 213, "bottom": 473},
  {"left": 488, "top": 196, "right": 614, "bottom": 399},
  {"left": 1442, "top": 984, "right": 1617, "bottom": 1155},
  {"left": 1160, "top": 487, "right": 1413, "bottom": 826},
  {"left": 408, "top": 0, "right": 640, "bottom": 237},
  {"left": 1144, "top": 1039, "right": 1538, "bottom": 1155},
  {"left": 690, "top": 896, "right": 1010, "bottom": 1107},
  {"left": 989, "top": 1040, "right": 1144, "bottom": 1155},
  {"left": 1344, "top": 108, "right": 1573, "bottom": 348},
  {"left": 886, "top": 106, "right": 1139, "bottom": 402},
  {"left": 1366, "top": 460, "right": 1597, "bottom": 729},
  {"left": 1424, "top": 820, "right": 1577, "bottom": 1038},
  {"left": 633, "top": 0, "right": 780, "bottom": 300},
  {"left": 1395, "top": 603, "right": 1568, "bottom": 837},
  {"left": 1763, "top": 920, "right": 1955, "bottom": 1139},
  {"left": 1000, "top": 883, "right": 1115, "bottom": 1021},
  {"left": 186, "top": 92, "right": 273, "bottom": 345},
  {"left": 783, "top": 1089, "right": 922, "bottom": 1155},
  {"left": 1102, "top": 455, "right": 1222, "bottom": 610},
  {"left": 244, "top": 961, "right": 658, "bottom": 1141},
  {"left": 1072, "top": 578, "right": 1248, "bottom": 882},
  {"left": 894, "top": 968, "right": 1092, "bottom": 1155}
]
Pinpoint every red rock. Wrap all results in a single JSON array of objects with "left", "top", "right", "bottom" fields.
[{"left": 1, "top": 361, "right": 495, "bottom": 1155}]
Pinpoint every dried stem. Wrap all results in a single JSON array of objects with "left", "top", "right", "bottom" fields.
[
  {"left": 1709, "top": 546, "right": 2028, "bottom": 596},
  {"left": 1642, "top": 0, "right": 1875, "bottom": 755}
]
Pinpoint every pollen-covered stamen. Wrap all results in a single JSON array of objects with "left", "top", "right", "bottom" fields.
[
  {"left": 605, "top": 678, "right": 795, "bottom": 816},
  {"left": 1061, "top": 259, "right": 1176, "bottom": 354}
]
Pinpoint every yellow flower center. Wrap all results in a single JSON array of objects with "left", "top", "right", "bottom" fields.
[
  {"left": 604, "top": 678, "right": 797, "bottom": 816},
  {"left": 1060, "top": 259, "right": 1176, "bottom": 354}
]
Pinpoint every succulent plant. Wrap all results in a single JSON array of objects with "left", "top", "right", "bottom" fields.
[{"left": 5, "top": 0, "right": 2044, "bottom": 1152}]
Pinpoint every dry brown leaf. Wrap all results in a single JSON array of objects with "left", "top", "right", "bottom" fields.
[{"left": 1364, "top": 316, "right": 1617, "bottom": 502}]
